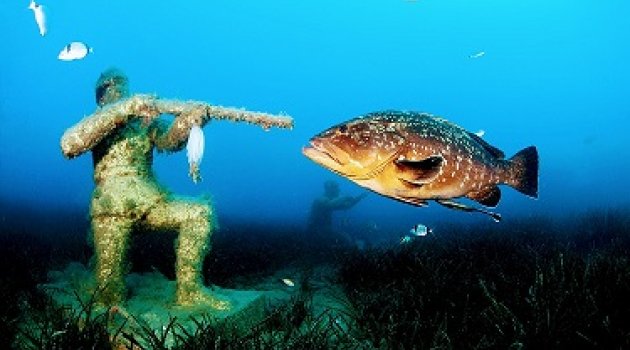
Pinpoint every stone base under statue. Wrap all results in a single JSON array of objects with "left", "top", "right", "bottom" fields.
[{"left": 40, "top": 262, "right": 289, "bottom": 348}]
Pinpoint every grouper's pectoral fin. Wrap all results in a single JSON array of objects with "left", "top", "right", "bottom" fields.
[
  {"left": 436, "top": 199, "right": 502, "bottom": 222},
  {"left": 466, "top": 186, "right": 501, "bottom": 207},
  {"left": 395, "top": 155, "right": 444, "bottom": 186}
]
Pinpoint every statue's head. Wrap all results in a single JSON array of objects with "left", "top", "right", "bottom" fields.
[
  {"left": 95, "top": 68, "right": 129, "bottom": 107},
  {"left": 324, "top": 180, "right": 340, "bottom": 199}
]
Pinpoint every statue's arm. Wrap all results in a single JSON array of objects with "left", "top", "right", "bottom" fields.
[
  {"left": 327, "top": 193, "right": 368, "bottom": 210},
  {"left": 151, "top": 99, "right": 293, "bottom": 152},
  {"left": 60, "top": 95, "right": 159, "bottom": 159},
  {"left": 61, "top": 94, "right": 293, "bottom": 158}
]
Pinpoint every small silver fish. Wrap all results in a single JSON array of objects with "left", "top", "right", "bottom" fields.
[
  {"left": 470, "top": 51, "right": 485, "bottom": 59},
  {"left": 410, "top": 224, "right": 431, "bottom": 237},
  {"left": 28, "top": 0, "right": 46, "bottom": 36},
  {"left": 400, "top": 235, "right": 413, "bottom": 244},
  {"left": 58, "top": 42, "right": 93, "bottom": 61},
  {"left": 282, "top": 278, "right": 295, "bottom": 287}
]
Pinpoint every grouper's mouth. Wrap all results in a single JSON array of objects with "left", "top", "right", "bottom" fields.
[
  {"left": 302, "top": 139, "right": 398, "bottom": 180},
  {"left": 302, "top": 139, "right": 344, "bottom": 167}
]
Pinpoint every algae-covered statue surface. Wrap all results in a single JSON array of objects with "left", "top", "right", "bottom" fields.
[{"left": 60, "top": 68, "right": 293, "bottom": 308}]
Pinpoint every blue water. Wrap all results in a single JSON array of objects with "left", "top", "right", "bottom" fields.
[{"left": 1, "top": 0, "right": 629, "bottom": 236}]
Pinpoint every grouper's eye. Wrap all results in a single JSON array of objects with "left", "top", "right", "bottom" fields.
[{"left": 338, "top": 125, "right": 348, "bottom": 133}]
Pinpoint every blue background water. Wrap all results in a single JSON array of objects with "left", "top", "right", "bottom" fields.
[{"left": 1, "top": 0, "right": 629, "bottom": 237}]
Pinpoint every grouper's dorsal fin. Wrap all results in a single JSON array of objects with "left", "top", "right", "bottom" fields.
[
  {"left": 468, "top": 132, "right": 505, "bottom": 159},
  {"left": 395, "top": 155, "right": 443, "bottom": 185},
  {"left": 467, "top": 186, "right": 501, "bottom": 208}
]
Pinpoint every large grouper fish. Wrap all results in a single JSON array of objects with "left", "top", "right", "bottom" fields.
[{"left": 302, "top": 110, "right": 539, "bottom": 221}]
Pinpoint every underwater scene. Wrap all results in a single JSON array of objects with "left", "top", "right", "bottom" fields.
[{"left": 1, "top": 0, "right": 630, "bottom": 349}]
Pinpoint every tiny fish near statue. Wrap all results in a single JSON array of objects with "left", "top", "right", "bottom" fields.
[{"left": 303, "top": 110, "right": 538, "bottom": 221}]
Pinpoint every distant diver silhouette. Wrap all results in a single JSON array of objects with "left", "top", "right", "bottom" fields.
[{"left": 306, "top": 180, "right": 366, "bottom": 244}]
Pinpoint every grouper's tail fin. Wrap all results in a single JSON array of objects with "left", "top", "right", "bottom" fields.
[{"left": 506, "top": 146, "right": 539, "bottom": 198}]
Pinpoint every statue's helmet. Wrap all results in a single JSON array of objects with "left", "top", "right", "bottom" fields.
[{"left": 95, "top": 68, "right": 130, "bottom": 107}]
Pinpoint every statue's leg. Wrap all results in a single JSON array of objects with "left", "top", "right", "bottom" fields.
[
  {"left": 92, "top": 215, "right": 133, "bottom": 306},
  {"left": 145, "top": 199, "right": 229, "bottom": 309}
]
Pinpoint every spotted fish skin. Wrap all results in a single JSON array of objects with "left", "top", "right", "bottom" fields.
[{"left": 303, "top": 110, "right": 538, "bottom": 209}]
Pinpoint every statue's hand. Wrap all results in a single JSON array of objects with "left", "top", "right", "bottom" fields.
[
  {"left": 125, "top": 94, "right": 160, "bottom": 126},
  {"left": 189, "top": 162, "right": 202, "bottom": 184}
]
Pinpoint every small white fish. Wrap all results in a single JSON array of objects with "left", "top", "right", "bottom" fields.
[
  {"left": 28, "top": 0, "right": 47, "bottom": 36},
  {"left": 58, "top": 42, "right": 93, "bottom": 61},
  {"left": 400, "top": 235, "right": 412, "bottom": 244},
  {"left": 281, "top": 278, "right": 295, "bottom": 287},
  {"left": 186, "top": 125, "right": 205, "bottom": 183},
  {"left": 409, "top": 224, "right": 431, "bottom": 237},
  {"left": 470, "top": 51, "right": 485, "bottom": 59},
  {"left": 475, "top": 129, "right": 485, "bottom": 138}
]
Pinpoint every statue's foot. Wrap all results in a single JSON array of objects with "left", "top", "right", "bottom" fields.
[
  {"left": 109, "top": 304, "right": 132, "bottom": 319},
  {"left": 175, "top": 287, "right": 231, "bottom": 310},
  {"left": 94, "top": 287, "right": 126, "bottom": 309}
]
